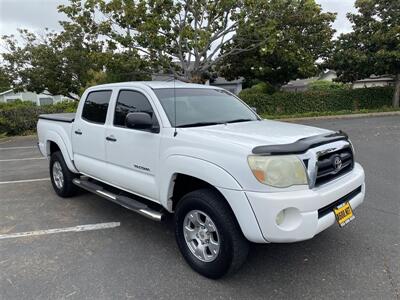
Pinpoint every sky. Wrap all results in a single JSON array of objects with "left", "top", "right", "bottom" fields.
[{"left": 0, "top": 0, "right": 357, "bottom": 41}]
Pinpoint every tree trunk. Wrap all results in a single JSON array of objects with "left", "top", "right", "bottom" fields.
[
  {"left": 393, "top": 74, "right": 400, "bottom": 108},
  {"left": 187, "top": 71, "right": 205, "bottom": 84}
]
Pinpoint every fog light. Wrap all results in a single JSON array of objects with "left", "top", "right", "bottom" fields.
[
  {"left": 276, "top": 210, "right": 285, "bottom": 225},
  {"left": 275, "top": 207, "right": 302, "bottom": 231}
]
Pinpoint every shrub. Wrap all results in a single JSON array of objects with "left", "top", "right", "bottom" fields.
[
  {"left": 308, "top": 80, "right": 350, "bottom": 91},
  {"left": 248, "top": 82, "right": 277, "bottom": 95},
  {"left": 0, "top": 100, "right": 78, "bottom": 136},
  {"left": 239, "top": 87, "right": 394, "bottom": 115}
]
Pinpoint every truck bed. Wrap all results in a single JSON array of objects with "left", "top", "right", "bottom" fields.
[{"left": 38, "top": 113, "right": 76, "bottom": 123}]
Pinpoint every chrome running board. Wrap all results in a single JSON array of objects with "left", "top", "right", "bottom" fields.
[{"left": 72, "top": 178, "right": 164, "bottom": 222}]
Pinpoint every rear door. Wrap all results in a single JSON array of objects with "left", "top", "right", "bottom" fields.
[
  {"left": 72, "top": 90, "right": 113, "bottom": 179},
  {"left": 104, "top": 89, "right": 161, "bottom": 201}
]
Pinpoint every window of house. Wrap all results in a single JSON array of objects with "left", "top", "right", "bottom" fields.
[{"left": 39, "top": 97, "right": 54, "bottom": 106}]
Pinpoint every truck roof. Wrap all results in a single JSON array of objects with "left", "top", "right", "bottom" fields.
[{"left": 88, "top": 81, "right": 223, "bottom": 90}]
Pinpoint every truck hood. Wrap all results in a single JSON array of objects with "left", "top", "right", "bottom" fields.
[{"left": 182, "top": 120, "right": 332, "bottom": 150}]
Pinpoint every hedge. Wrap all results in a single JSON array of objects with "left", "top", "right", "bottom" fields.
[
  {"left": 0, "top": 87, "right": 395, "bottom": 136},
  {"left": 0, "top": 100, "right": 78, "bottom": 136},
  {"left": 239, "top": 86, "right": 394, "bottom": 115}
]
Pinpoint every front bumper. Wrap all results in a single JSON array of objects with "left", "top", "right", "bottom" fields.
[{"left": 245, "top": 163, "right": 365, "bottom": 243}]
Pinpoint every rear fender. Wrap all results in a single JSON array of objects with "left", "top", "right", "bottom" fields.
[{"left": 44, "top": 130, "right": 78, "bottom": 173}]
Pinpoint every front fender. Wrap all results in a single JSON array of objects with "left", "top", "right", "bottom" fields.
[
  {"left": 159, "top": 155, "right": 243, "bottom": 207},
  {"left": 159, "top": 155, "right": 265, "bottom": 243}
]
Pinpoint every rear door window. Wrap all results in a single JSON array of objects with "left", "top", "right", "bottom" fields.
[{"left": 82, "top": 90, "right": 112, "bottom": 124}]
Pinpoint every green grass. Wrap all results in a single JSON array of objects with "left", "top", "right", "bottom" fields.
[{"left": 261, "top": 107, "right": 400, "bottom": 120}]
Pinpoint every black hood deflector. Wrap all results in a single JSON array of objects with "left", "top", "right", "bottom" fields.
[{"left": 252, "top": 131, "right": 349, "bottom": 155}]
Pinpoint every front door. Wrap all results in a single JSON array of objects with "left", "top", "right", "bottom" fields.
[{"left": 104, "top": 89, "right": 161, "bottom": 202}]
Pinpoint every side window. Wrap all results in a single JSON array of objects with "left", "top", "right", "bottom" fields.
[
  {"left": 82, "top": 90, "right": 112, "bottom": 124},
  {"left": 114, "top": 90, "right": 158, "bottom": 128}
]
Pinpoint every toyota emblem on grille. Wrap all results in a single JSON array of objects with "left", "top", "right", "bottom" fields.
[{"left": 333, "top": 156, "right": 342, "bottom": 171}]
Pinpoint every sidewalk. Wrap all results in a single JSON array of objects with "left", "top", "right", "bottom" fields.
[{"left": 278, "top": 110, "right": 400, "bottom": 122}]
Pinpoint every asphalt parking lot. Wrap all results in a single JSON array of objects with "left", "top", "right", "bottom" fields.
[{"left": 0, "top": 115, "right": 399, "bottom": 300}]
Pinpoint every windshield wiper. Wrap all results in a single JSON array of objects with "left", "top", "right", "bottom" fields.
[
  {"left": 176, "top": 121, "right": 223, "bottom": 128},
  {"left": 224, "top": 118, "right": 254, "bottom": 124}
]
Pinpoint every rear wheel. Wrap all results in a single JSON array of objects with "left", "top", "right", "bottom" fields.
[
  {"left": 50, "top": 151, "right": 78, "bottom": 197},
  {"left": 175, "top": 188, "right": 249, "bottom": 279}
]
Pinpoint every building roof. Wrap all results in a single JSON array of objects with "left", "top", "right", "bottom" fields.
[
  {"left": 91, "top": 81, "right": 223, "bottom": 90},
  {"left": 353, "top": 76, "right": 394, "bottom": 83},
  {"left": 282, "top": 70, "right": 337, "bottom": 90},
  {"left": 211, "top": 77, "right": 244, "bottom": 85},
  {"left": 283, "top": 77, "right": 318, "bottom": 88},
  {"left": 319, "top": 70, "right": 337, "bottom": 79},
  {"left": 0, "top": 89, "right": 13, "bottom": 96}
]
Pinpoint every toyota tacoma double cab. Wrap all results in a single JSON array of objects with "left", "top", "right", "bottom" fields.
[{"left": 37, "top": 81, "right": 365, "bottom": 278}]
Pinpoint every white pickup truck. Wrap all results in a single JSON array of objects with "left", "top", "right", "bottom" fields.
[{"left": 37, "top": 81, "right": 365, "bottom": 278}]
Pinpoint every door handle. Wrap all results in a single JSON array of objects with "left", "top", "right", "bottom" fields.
[
  {"left": 74, "top": 129, "right": 82, "bottom": 135},
  {"left": 106, "top": 135, "right": 117, "bottom": 142}
]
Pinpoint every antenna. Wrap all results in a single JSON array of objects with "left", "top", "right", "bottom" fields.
[{"left": 173, "top": 75, "right": 178, "bottom": 137}]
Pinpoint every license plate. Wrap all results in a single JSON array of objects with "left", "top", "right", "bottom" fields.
[{"left": 333, "top": 202, "right": 354, "bottom": 227}]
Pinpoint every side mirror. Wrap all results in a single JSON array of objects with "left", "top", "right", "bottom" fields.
[
  {"left": 125, "top": 112, "right": 154, "bottom": 131},
  {"left": 251, "top": 107, "right": 257, "bottom": 113}
]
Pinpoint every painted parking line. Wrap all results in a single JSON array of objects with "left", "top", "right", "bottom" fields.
[
  {"left": 0, "top": 178, "right": 50, "bottom": 185},
  {"left": 0, "top": 146, "right": 36, "bottom": 150},
  {"left": 0, "top": 138, "right": 13, "bottom": 145},
  {"left": 0, "top": 222, "right": 121, "bottom": 240},
  {"left": 0, "top": 157, "right": 46, "bottom": 162}
]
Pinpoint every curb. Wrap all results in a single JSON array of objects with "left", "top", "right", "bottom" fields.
[
  {"left": 0, "top": 135, "right": 37, "bottom": 143},
  {"left": 277, "top": 111, "right": 400, "bottom": 122}
]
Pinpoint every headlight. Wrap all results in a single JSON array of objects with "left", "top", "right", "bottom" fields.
[{"left": 247, "top": 155, "right": 308, "bottom": 188}]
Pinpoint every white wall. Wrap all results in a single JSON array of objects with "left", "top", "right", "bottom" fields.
[
  {"left": 0, "top": 91, "right": 67, "bottom": 105},
  {"left": 352, "top": 81, "right": 392, "bottom": 89}
]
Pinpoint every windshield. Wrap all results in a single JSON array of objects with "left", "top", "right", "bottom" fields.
[{"left": 153, "top": 88, "right": 258, "bottom": 127}]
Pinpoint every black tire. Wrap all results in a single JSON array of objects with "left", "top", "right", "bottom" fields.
[
  {"left": 49, "top": 151, "right": 78, "bottom": 198},
  {"left": 175, "top": 188, "right": 249, "bottom": 279}
]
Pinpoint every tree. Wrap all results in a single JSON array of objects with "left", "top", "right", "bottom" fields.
[
  {"left": 0, "top": 67, "right": 11, "bottom": 93},
  {"left": 1, "top": 1, "right": 149, "bottom": 99},
  {"left": 328, "top": 0, "right": 400, "bottom": 107},
  {"left": 1, "top": 28, "right": 103, "bottom": 100},
  {"left": 59, "top": 0, "right": 267, "bottom": 83},
  {"left": 218, "top": 0, "right": 336, "bottom": 87}
]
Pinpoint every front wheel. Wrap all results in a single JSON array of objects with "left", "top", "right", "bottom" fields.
[
  {"left": 175, "top": 188, "right": 249, "bottom": 279},
  {"left": 50, "top": 151, "right": 78, "bottom": 198}
]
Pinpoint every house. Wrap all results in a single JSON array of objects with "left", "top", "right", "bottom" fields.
[
  {"left": 281, "top": 70, "right": 337, "bottom": 92},
  {"left": 0, "top": 90, "right": 67, "bottom": 105},
  {"left": 152, "top": 59, "right": 244, "bottom": 94},
  {"left": 208, "top": 77, "right": 244, "bottom": 95},
  {"left": 281, "top": 77, "right": 318, "bottom": 92},
  {"left": 352, "top": 75, "right": 394, "bottom": 89},
  {"left": 319, "top": 70, "right": 337, "bottom": 81},
  {"left": 151, "top": 73, "right": 244, "bottom": 95}
]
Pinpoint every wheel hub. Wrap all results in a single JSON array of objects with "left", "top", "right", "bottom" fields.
[
  {"left": 183, "top": 210, "right": 220, "bottom": 262},
  {"left": 52, "top": 161, "right": 64, "bottom": 189},
  {"left": 197, "top": 228, "right": 209, "bottom": 242}
]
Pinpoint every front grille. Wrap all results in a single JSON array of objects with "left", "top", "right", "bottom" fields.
[
  {"left": 315, "top": 146, "right": 354, "bottom": 186},
  {"left": 318, "top": 186, "right": 362, "bottom": 218}
]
